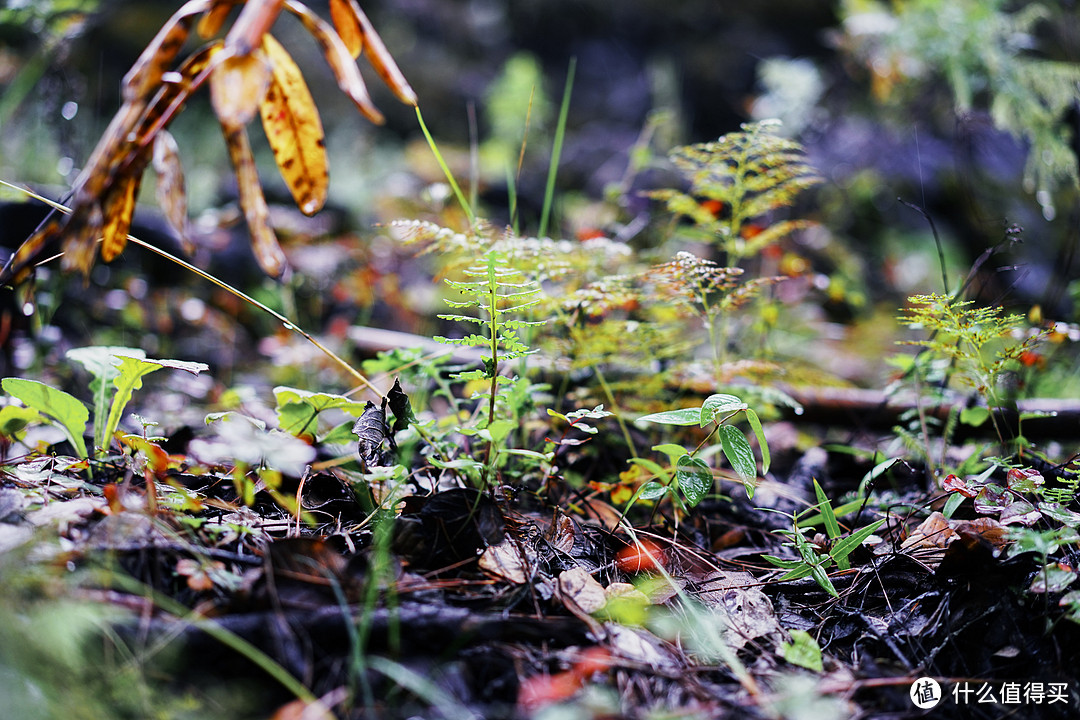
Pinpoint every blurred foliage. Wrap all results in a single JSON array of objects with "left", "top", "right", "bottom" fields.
[{"left": 838, "top": 0, "right": 1080, "bottom": 213}]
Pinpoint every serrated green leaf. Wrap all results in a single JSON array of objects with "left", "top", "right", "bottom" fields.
[
  {"left": 700, "top": 393, "right": 747, "bottom": 426},
  {"left": 2, "top": 378, "right": 89, "bottom": 458},
  {"left": 675, "top": 454, "right": 712, "bottom": 507},
  {"left": 636, "top": 407, "right": 702, "bottom": 426}
]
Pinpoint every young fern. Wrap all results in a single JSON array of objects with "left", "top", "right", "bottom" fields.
[
  {"left": 650, "top": 120, "right": 821, "bottom": 263},
  {"left": 436, "top": 251, "right": 545, "bottom": 479}
]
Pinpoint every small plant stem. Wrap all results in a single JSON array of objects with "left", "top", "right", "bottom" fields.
[
  {"left": 593, "top": 365, "right": 638, "bottom": 458},
  {"left": 484, "top": 265, "right": 499, "bottom": 478},
  {"left": 109, "top": 572, "right": 319, "bottom": 706},
  {"left": 539, "top": 57, "right": 576, "bottom": 238},
  {"left": 0, "top": 182, "right": 385, "bottom": 401},
  {"left": 415, "top": 106, "right": 475, "bottom": 226}
]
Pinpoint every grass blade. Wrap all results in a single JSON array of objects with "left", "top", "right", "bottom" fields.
[{"left": 538, "top": 57, "right": 575, "bottom": 238}]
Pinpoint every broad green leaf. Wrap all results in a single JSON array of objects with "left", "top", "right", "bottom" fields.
[
  {"left": 699, "top": 393, "right": 746, "bottom": 426},
  {"left": 636, "top": 481, "right": 670, "bottom": 501},
  {"left": 67, "top": 346, "right": 145, "bottom": 450},
  {"left": 2, "top": 378, "right": 88, "bottom": 459},
  {"left": 103, "top": 356, "right": 208, "bottom": 454},
  {"left": 0, "top": 404, "right": 40, "bottom": 439},
  {"left": 652, "top": 443, "right": 688, "bottom": 461},
  {"left": 942, "top": 491, "right": 966, "bottom": 519},
  {"left": 745, "top": 408, "right": 770, "bottom": 474},
  {"left": 960, "top": 405, "right": 990, "bottom": 427},
  {"left": 675, "top": 454, "right": 712, "bottom": 507},
  {"left": 320, "top": 420, "right": 362, "bottom": 446},
  {"left": 717, "top": 424, "right": 756, "bottom": 496},
  {"left": 628, "top": 456, "right": 673, "bottom": 484},
  {"left": 781, "top": 629, "right": 824, "bottom": 672},
  {"left": 636, "top": 407, "right": 702, "bottom": 426},
  {"left": 274, "top": 386, "right": 369, "bottom": 440}
]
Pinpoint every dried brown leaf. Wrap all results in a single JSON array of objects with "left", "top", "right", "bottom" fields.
[
  {"left": 197, "top": 0, "right": 235, "bottom": 39},
  {"left": 284, "top": 0, "right": 383, "bottom": 124},
  {"left": 329, "top": 0, "right": 363, "bottom": 58},
  {"left": 61, "top": 204, "right": 104, "bottom": 276},
  {"left": 152, "top": 130, "right": 193, "bottom": 253},
  {"left": 348, "top": 0, "right": 417, "bottom": 106},
  {"left": 210, "top": 46, "right": 272, "bottom": 127},
  {"left": 259, "top": 33, "right": 328, "bottom": 216},
  {"left": 0, "top": 217, "right": 61, "bottom": 284},
  {"left": 122, "top": 0, "right": 210, "bottom": 103},
  {"left": 100, "top": 168, "right": 144, "bottom": 263},
  {"left": 223, "top": 0, "right": 284, "bottom": 56},
  {"left": 221, "top": 122, "right": 288, "bottom": 278}
]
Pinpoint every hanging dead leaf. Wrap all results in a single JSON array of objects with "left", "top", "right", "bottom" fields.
[
  {"left": 221, "top": 122, "right": 288, "bottom": 277},
  {"left": 1, "top": 216, "right": 61, "bottom": 284},
  {"left": 61, "top": 204, "right": 104, "bottom": 276},
  {"left": 223, "top": 0, "right": 284, "bottom": 56},
  {"left": 285, "top": 1, "right": 383, "bottom": 123},
  {"left": 152, "top": 130, "right": 193, "bottom": 254},
  {"left": 197, "top": 0, "right": 234, "bottom": 39},
  {"left": 122, "top": 0, "right": 210, "bottom": 103},
  {"left": 329, "top": 0, "right": 363, "bottom": 58},
  {"left": 259, "top": 33, "right": 328, "bottom": 216},
  {"left": 100, "top": 167, "right": 144, "bottom": 262},
  {"left": 210, "top": 46, "right": 272, "bottom": 127},
  {"left": 348, "top": 0, "right": 417, "bottom": 106}
]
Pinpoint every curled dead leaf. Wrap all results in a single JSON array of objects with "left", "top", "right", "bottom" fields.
[
  {"left": 197, "top": 0, "right": 235, "bottom": 39},
  {"left": 285, "top": 1, "right": 383, "bottom": 124},
  {"left": 122, "top": 0, "right": 210, "bottom": 102},
  {"left": 259, "top": 34, "right": 328, "bottom": 216},
  {"left": 329, "top": 0, "right": 363, "bottom": 58},
  {"left": 210, "top": 47, "right": 273, "bottom": 127},
  {"left": 349, "top": 0, "right": 417, "bottom": 106},
  {"left": 61, "top": 204, "right": 104, "bottom": 276},
  {"left": 152, "top": 130, "right": 193, "bottom": 254},
  {"left": 223, "top": 0, "right": 285, "bottom": 56},
  {"left": 100, "top": 166, "right": 144, "bottom": 262},
  {"left": 221, "top": 122, "right": 288, "bottom": 277}
]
